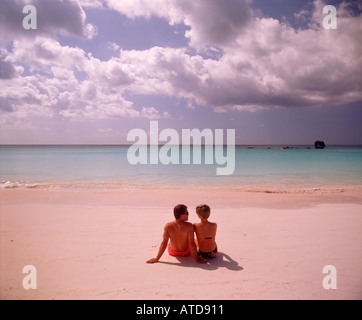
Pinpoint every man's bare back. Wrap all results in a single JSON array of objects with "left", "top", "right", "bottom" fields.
[{"left": 166, "top": 221, "right": 193, "bottom": 252}]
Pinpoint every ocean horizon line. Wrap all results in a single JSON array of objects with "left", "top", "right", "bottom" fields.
[{"left": 1, "top": 144, "right": 362, "bottom": 147}]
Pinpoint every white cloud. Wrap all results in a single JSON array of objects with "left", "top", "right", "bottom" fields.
[
  {"left": 93, "top": 0, "right": 362, "bottom": 111},
  {"left": 104, "top": 0, "right": 252, "bottom": 49},
  {"left": 79, "top": 0, "right": 106, "bottom": 9},
  {"left": 173, "top": 0, "right": 253, "bottom": 49},
  {"left": 141, "top": 107, "right": 171, "bottom": 120},
  {"left": 106, "top": 0, "right": 168, "bottom": 20},
  {"left": 106, "top": 42, "right": 121, "bottom": 52},
  {"left": 11, "top": 37, "right": 88, "bottom": 73},
  {"left": 1, "top": 0, "right": 362, "bottom": 135},
  {"left": 84, "top": 23, "right": 98, "bottom": 39},
  {"left": 116, "top": 46, "right": 210, "bottom": 100},
  {"left": 0, "top": 49, "right": 20, "bottom": 80},
  {"left": 0, "top": 0, "right": 96, "bottom": 45},
  {"left": 141, "top": 107, "right": 161, "bottom": 120},
  {"left": 1, "top": 37, "right": 141, "bottom": 124}
]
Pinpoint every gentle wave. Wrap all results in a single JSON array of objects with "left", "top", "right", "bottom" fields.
[
  {"left": 0, "top": 181, "right": 47, "bottom": 189},
  {"left": 1, "top": 179, "right": 361, "bottom": 194}
]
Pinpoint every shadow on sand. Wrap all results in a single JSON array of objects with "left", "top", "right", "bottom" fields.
[{"left": 158, "top": 252, "right": 243, "bottom": 271}]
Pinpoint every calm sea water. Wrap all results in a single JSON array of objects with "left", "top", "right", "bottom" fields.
[{"left": 1, "top": 145, "right": 362, "bottom": 192}]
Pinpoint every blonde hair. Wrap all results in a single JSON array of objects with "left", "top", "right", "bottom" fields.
[{"left": 196, "top": 204, "right": 211, "bottom": 219}]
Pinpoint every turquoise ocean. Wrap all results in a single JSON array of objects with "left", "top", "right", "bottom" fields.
[{"left": 1, "top": 145, "right": 362, "bottom": 192}]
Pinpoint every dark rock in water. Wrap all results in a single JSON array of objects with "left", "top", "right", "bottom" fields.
[{"left": 315, "top": 141, "right": 326, "bottom": 149}]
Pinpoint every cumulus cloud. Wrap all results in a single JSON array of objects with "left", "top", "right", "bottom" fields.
[
  {"left": 105, "top": 0, "right": 252, "bottom": 49},
  {"left": 79, "top": 0, "right": 106, "bottom": 9},
  {"left": 106, "top": 0, "right": 167, "bottom": 19},
  {"left": 0, "top": 97, "right": 16, "bottom": 112},
  {"left": 1, "top": 37, "right": 140, "bottom": 123},
  {"left": 0, "top": 50, "right": 18, "bottom": 80},
  {"left": 117, "top": 1, "right": 362, "bottom": 110},
  {"left": 1, "top": 0, "right": 362, "bottom": 134},
  {"left": 141, "top": 107, "right": 171, "bottom": 120},
  {"left": 95, "top": 0, "right": 362, "bottom": 110},
  {"left": 0, "top": 0, "right": 96, "bottom": 45},
  {"left": 0, "top": 69, "right": 139, "bottom": 123},
  {"left": 10, "top": 37, "right": 88, "bottom": 73},
  {"left": 171, "top": 0, "right": 252, "bottom": 49},
  {"left": 116, "top": 47, "right": 206, "bottom": 98}
]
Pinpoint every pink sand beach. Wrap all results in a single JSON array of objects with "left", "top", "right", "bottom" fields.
[{"left": 1, "top": 188, "right": 362, "bottom": 300}]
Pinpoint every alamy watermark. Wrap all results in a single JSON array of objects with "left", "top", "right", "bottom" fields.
[
  {"left": 322, "top": 265, "right": 337, "bottom": 290},
  {"left": 127, "top": 121, "right": 236, "bottom": 176},
  {"left": 20, "top": 261, "right": 338, "bottom": 292},
  {"left": 323, "top": 5, "right": 337, "bottom": 30},
  {"left": 21, "top": 4, "right": 337, "bottom": 31},
  {"left": 22, "top": 5, "right": 37, "bottom": 30},
  {"left": 22, "top": 265, "right": 37, "bottom": 290}
]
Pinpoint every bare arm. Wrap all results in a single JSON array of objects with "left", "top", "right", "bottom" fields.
[{"left": 146, "top": 226, "right": 169, "bottom": 264}]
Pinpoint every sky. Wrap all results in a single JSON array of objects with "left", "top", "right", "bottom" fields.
[{"left": 0, "top": 0, "right": 361, "bottom": 145}]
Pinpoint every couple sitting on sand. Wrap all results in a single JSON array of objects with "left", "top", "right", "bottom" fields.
[{"left": 147, "top": 204, "right": 217, "bottom": 264}]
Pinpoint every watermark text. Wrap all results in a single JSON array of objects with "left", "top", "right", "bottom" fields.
[
  {"left": 323, "top": 265, "right": 337, "bottom": 290},
  {"left": 23, "top": 5, "right": 37, "bottom": 30},
  {"left": 22, "top": 265, "right": 37, "bottom": 290},
  {"left": 323, "top": 5, "right": 337, "bottom": 30},
  {"left": 127, "top": 121, "right": 235, "bottom": 176}
]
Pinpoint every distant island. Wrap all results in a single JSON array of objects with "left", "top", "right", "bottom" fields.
[{"left": 315, "top": 141, "right": 326, "bottom": 149}]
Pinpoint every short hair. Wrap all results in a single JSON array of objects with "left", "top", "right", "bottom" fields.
[
  {"left": 196, "top": 204, "right": 211, "bottom": 219},
  {"left": 174, "top": 204, "right": 188, "bottom": 220}
]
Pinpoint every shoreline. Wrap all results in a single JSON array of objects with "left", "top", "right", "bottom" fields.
[
  {"left": 1, "top": 188, "right": 362, "bottom": 300},
  {"left": 2, "top": 180, "right": 362, "bottom": 194},
  {"left": 1, "top": 187, "right": 362, "bottom": 209}
]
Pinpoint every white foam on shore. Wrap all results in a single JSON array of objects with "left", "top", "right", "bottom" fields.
[
  {"left": 0, "top": 181, "right": 42, "bottom": 189},
  {"left": 1, "top": 179, "right": 361, "bottom": 195}
]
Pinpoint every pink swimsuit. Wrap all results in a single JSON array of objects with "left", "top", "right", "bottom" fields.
[{"left": 168, "top": 243, "right": 191, "bottom": 257}]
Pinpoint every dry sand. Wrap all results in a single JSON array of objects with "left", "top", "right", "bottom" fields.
[{"left": 1, "top": 188, "right": 362, "bottom": 300}]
